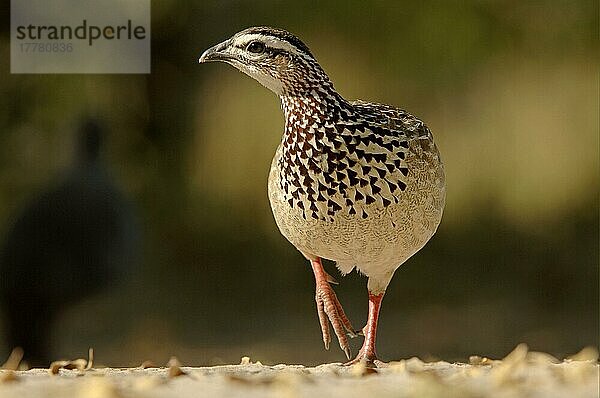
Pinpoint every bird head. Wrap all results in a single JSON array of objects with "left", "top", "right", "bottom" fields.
[{"left": 199, "top": 27, "right": 331, "bottom": 97}]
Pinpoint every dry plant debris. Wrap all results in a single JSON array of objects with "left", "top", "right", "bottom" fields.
[
  {"left": 0, "top": 344, "right": 596, "bottom": 398},
  {"left": 1, "top": 348, "right": 24, "bottom": 371},
  {"left": 166, "top": 356, "right": 187, "bottom": 378},
  {"left": 49, "top": 348, "right": 94, "bottom": 375}
]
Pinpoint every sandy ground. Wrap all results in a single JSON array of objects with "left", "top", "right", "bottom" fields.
[{"left": 0, "top": 344, "right": 597, "bottom": 398}]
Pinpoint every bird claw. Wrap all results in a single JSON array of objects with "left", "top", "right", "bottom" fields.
[
  {"left": 315, "top": 281, "right": 355, "bottom": 358},
  {"left": 348, "top": 329, "right": 363, "bottom": 338},
  {"left": 343, "top": 346, "right": 352, "bottom": 360}
]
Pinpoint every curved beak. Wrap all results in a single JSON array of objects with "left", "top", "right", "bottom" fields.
[{"left": 199, "top": 39, "right": 231, "bottom": 63}]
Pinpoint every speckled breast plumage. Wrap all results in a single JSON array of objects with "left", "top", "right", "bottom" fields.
[{"left": 268, "top": 97, "right": 445, "bottom": 286}]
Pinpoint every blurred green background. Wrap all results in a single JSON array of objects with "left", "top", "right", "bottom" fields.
[{"left": 0, "top": 0, "right": 597, "bottom": 366}]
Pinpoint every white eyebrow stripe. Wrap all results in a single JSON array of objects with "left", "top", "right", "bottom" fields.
[{"left": 233, "top": 33, "right": 306, "bottom": 57}]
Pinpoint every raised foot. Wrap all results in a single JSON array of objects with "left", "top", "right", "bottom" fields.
[{"left": 315, "top": 280, "right": 356, "bottom": 359}]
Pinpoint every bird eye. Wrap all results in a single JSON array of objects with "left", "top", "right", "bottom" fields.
[{"left": 247, "top": 41, "right": 265, "bottom": 54}]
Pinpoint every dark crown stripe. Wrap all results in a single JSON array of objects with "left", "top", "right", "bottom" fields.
[{"left": 242, "top": 26, "right": 314, "bottom": 58}]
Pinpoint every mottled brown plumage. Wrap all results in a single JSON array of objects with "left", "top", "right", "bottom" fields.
[{"left": 200, "top": 27, "right": 445, "bottom": 366}]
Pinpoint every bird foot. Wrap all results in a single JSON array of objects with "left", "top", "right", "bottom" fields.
[
  {"left": 344, "top": 350, "right": 387, "bottom": 368},
  {"left": 315, "top": 280, "right": 356, "bottom": 359}
]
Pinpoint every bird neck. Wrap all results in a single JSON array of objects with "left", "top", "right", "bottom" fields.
[
  {"left": 280, "top": 87, "right": 352, "bottom": 128},
  {"left": 75, "top": 125, "right": 102, "bottom": 166},
  {"left": 75, "top": 147, "right": 100, "bottom": 169}
]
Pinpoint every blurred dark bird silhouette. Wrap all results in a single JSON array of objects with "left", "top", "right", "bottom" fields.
[{"left": 0, "top": 118, "right": 138, "bottom": 367}]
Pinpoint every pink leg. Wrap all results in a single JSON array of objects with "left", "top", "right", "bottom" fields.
[
  {"left": 345, "top": 291, "right": 385, "bottom": 367},
  {"left": 311, "top": 258, "right": 356, "bottom": 359}
]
